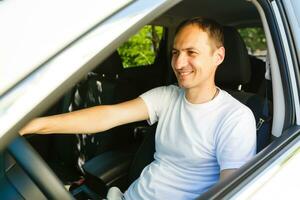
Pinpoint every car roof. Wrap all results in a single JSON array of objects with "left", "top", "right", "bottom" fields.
[{"left": 154, "top": 0, "right": 260, "bottom": 27}]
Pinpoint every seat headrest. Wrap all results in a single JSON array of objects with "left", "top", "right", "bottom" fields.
[
  {"left": 93, "top": 50, "right": 123, "bottom": 76},
  {"left": 215, "top": 26, "right": 251, "bottom": 86}
]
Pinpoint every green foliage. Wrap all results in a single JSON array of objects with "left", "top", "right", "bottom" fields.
[
  {"left": 238, "top": 28, "right": 267, "bottom": 54},
  {"left": 118, "top": 25, "right": 163, "bottom": 68}
]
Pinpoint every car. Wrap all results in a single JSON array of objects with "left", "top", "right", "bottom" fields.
[{"left": 1, "top": 0, "right": 300, "bottom": 199}]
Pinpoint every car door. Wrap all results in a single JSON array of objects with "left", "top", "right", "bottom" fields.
[{"left": 198, "top": 0, "right": 300, "bottom": 199}]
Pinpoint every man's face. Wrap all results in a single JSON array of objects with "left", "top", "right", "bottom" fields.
[{"left": 171, "top": 24, "right": 224, "bottom": 90}]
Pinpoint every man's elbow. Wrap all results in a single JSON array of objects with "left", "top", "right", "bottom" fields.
[{"left": 220, "top": 169, "right": 237, "bottom": 182}]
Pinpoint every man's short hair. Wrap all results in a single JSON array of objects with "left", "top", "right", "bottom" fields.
[{"left": 175, "top": 17, "right": 224, "bottom": 50}]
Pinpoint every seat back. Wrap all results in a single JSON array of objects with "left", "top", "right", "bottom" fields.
[
  {"left": 216, "top": 26, "right": 251, "bottom": 88},
  {"left": 244, "top": 55, "right": 267, "bottom": 96},
  {"left": 69, "top": 51, "right": 126, "bottom": 169}
]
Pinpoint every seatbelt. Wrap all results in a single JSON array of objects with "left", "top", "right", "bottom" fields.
[
  {"left": 256, "top": 86, "right": 271, "bottom": 130},
  {"left": 256, "top": 54, "right": 272, "bottom": 152}
]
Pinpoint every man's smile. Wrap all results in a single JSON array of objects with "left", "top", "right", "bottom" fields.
[{"left": 177, "top": 70, "right": 194, "bottom": 79}]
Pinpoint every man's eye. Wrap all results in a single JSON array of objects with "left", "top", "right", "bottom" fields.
[
  {"left": 172, "top": 51, "right": 179, "bottom": 56},
  {"left": 188, "top": 51, "right": 197, "bottom": 56}
]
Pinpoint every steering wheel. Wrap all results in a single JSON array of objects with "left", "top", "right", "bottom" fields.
[{"left": 8, "top": 136, "right": 74, "bottom": 199}]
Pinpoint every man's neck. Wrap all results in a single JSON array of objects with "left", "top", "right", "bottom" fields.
[{"left": 185, "top": 85, "right": 218, "bottom": 104}]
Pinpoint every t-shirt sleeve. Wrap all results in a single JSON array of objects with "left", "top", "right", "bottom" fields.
[
  {"left": 139, "top": 86, "right": 174, "bottom": 125},
  {"left": 216, "top": 107, "right": 257, "bottom": 170}
]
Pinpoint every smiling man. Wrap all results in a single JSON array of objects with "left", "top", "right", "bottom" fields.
[{"left": 21, "top": 17, "right": 256, "bottom": 200}]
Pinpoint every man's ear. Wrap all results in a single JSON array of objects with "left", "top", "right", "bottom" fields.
[{"left": 214, "top": 46, "right": 225, "bottom": 66}]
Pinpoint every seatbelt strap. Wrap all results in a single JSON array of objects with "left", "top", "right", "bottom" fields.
[
  {"left": 257, "top": 53, "right": 272, "bottom": 131},
  {"left": 257, "top": 85, "right": 270, "bottom": 130}
]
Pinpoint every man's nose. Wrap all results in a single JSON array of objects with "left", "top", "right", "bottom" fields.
[{"left": 173, "top": 53, "right": 188, "bottom": 69}]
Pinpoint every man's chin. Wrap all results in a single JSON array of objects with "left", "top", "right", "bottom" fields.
[{"left": 177, "top": 81, "right": 190, "bottom": 89}]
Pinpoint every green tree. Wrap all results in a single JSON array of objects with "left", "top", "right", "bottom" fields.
[
  {"left": 238, "top": 28, "right": 267, "bottom": 55},
  {"left": 118, "top": 25, "right": 163, "bottom": 68}
]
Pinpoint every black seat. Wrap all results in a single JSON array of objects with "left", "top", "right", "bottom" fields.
[
  {"left": 244, "top": 55, "right": 267, "bottom": 96},
  {"left": 216, "top": 27, "right": 251, "bottom": 89},
  {"left": 52, "top": 51, "right": 128, "bottom": 180},
  {"left": 71, "top": 51, "right": 126, "bottom": 164}
]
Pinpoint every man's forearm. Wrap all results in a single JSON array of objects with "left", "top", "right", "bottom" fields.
[
  {"left": 19, "top": 97, "right": 149, "bottom": 136},
  {"left": 20, "top": 106, "right": 114, "bottom": 135}
]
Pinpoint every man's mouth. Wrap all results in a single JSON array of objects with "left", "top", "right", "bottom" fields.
[{"left": 178, "top": 71, "right": 193, "bottom": 79}]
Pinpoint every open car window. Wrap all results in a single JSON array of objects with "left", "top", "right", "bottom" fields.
[
  {"left": 118, "top": 25, "right": 164, "bottom": 68},
  {"left": 238, "top": 27, "right": 267, "bottom": 60}
]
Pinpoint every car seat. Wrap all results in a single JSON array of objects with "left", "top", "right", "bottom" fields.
[{"left": 64, "top": 51, "right": 130, "bottom": 171}]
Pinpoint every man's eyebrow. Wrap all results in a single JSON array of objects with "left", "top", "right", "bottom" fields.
[{"left": 172, "top": 47, "right": 199, "bottom": 51}]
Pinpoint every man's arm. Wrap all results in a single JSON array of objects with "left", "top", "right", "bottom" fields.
[
  {"left": 220, "top": 169, "right": 237, "bottom": 182},
  {"left": 20, "top": 97, "right": 149, "bottom": 135}
]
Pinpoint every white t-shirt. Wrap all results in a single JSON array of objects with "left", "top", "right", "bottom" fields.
[{"left": 124, "top": 85, "right": 256, "bottom": 200}]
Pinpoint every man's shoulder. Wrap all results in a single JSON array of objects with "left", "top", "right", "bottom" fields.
[
  {"left": 140, "top": 84, "right": 181, "bottom": 105},
  {"left": 219, "top": 90, "right": 254, "bottom": 118},
  {"left": 151, "top": 84, "right": 181, "bottom": 96},
  {"left": 215, "top": 90, "right": 256, "bottom": 145},
  {"left": 164, "top": 84, "right": 181, "bottom": 92}
]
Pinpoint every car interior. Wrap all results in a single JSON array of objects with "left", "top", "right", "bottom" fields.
[{"left": 2, "top": 0, "right": 288, "bottom": 199}]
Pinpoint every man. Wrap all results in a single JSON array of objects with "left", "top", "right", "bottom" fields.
[{"left": 20, "top": 17, "right": 256, "bottom": 200}]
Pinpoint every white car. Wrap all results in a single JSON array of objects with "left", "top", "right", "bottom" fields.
[{"left": 1, "top": 0, "right": 299, "bottom": 199}]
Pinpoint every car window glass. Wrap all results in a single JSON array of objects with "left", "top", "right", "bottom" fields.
[
  {"left": 238, "top": 27, "right": 267, "bottom": 61},
  {"left": 118, "top": 25, "right": 164, "bottom": 68}
]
